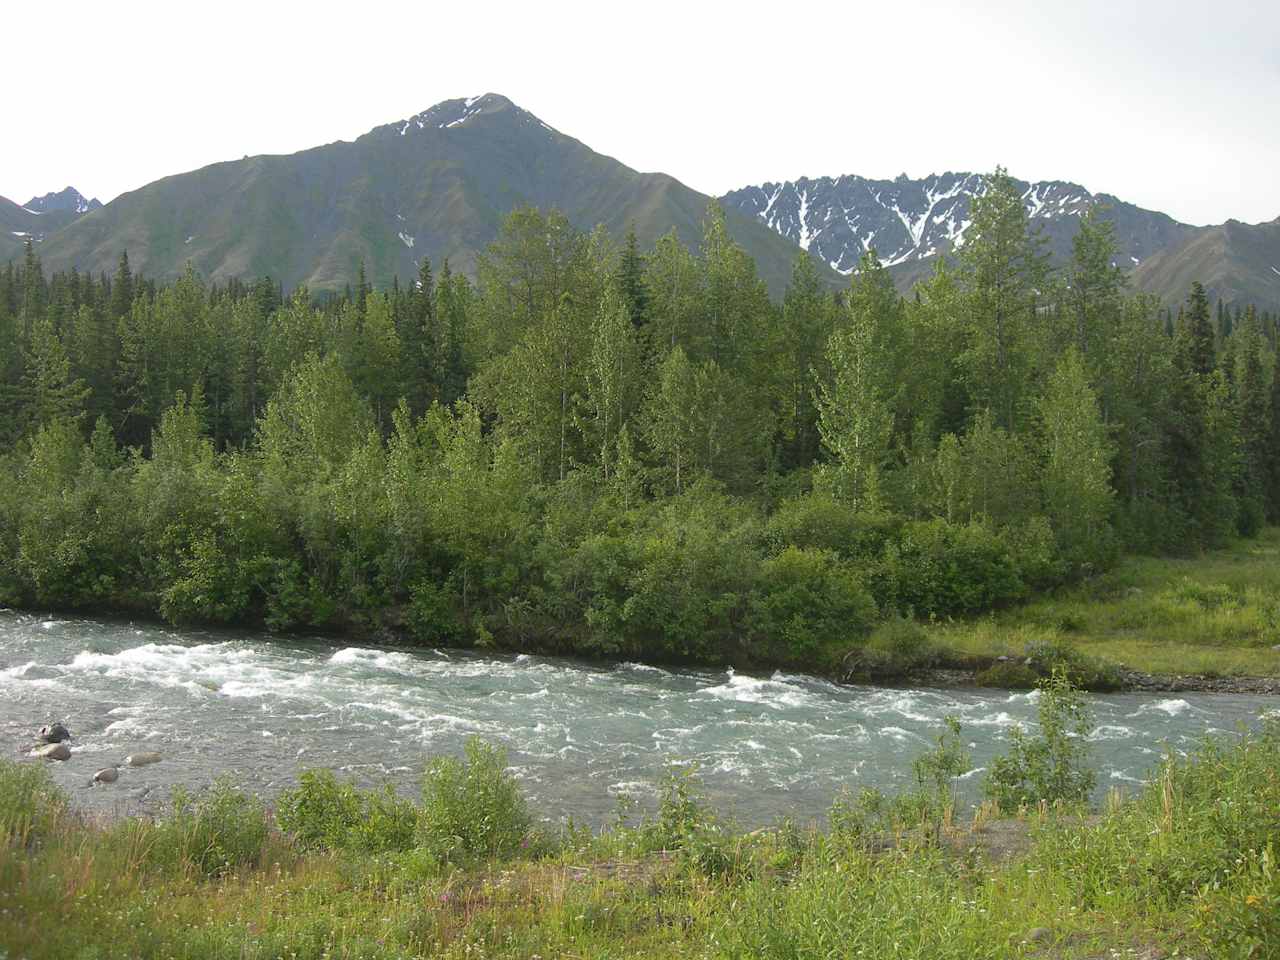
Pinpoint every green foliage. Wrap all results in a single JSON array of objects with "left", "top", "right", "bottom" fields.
[
  {"left": 750, "top": 546, "right": 876, "bottom": 660},
  {"left": 1023, "top": 637, "right": 1124, "bottom": 690},
  {"left": 984, "top": 669, "right": 1097, "bottom": 812},
  {"left": 0, "top": 196, "right": 1276, "bottom": 684},
  {"left": 275, "top": 769, "right": 417, "bottom": 854},
  {"left": 417, "top": 737, "right": 532, "bottom": 864},
  {"left": 150, "top": 779, "right": 269, "bottom": 877},
  {"left": 974, "top": 660, "right": 1040, "bottom": 688},
  {"left": 874, "top": 518, "right": 1025, "bottom": 617},
  {"left": 0, "top": 759, "right": 68, "bottom": 847},
  {"left": 844, "top": 614, "right": 939, "bottom": 680}
]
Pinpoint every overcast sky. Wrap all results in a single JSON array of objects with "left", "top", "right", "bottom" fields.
[{"left": 6, "top": 0, "right": 1278, "bottom": 226}]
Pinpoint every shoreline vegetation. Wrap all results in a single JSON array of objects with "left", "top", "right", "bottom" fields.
[
  {"left": 4, "top": 684, "right": 1278, "bottom": 958},
  {"left": 9, "top": 525, "right": 1279, "bottom": 695},
  {"left": 1, "top": 169, "right": 1279, "bottom": 697}
]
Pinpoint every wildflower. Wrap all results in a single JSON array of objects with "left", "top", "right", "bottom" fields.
[{"left": 1245, "top": 894, "right": 1261, "bottom": 906}]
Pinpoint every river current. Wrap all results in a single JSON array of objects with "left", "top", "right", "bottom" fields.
[{"left": 3, "top": 611, "right": 1275, "bottom": 827}]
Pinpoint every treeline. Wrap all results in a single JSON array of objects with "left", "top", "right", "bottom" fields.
[{"left": 1, "top": 170, "right": 1278, "bottom": 668}]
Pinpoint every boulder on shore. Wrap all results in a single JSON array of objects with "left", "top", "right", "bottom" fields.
[
  {"left": 37, "top": 723, "right": 71, "bottom": 744},
  {"left": 124, "top": 752, "right": 162, "bottom": 768},
  {"left": 31, "top": 742, "right": 71, "bottom": 761}
]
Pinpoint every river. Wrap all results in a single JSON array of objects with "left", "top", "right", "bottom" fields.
[{"left": 3, "top": 611, "right": 1275, "bottom": 827}]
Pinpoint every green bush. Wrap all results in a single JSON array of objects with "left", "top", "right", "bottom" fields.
[
  {"left": 765, "top": 494, "right": 903, "bottom": 561},
  {"left": 750, "top": 547, "right": 877, "bottom": 661},
  {"left": 873, "top": 519, "right": 1025, "bottom": 618},
  {"left": 150, "top": 779, "right": 269, "bottom": 877},
  {"left": 418, "top": 738, "right": 532, "bottom": 864},
  {"left": 275, "top": 769, "right": 417, "bottom": 853},
  {"left": 984, "top": 670, "right": 1096, "bottom": 813},
  {"left": 0, "top": 759, "right": 68, "bottom": 847},
  {"left": 406, "top": 577, "right": 464, "bottom": 645},
  {"left": 1024, "top": 636, "right": 1123, "bottom": 691}
]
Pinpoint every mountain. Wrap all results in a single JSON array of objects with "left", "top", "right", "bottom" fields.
[
  {"left": 28, "top": 94, "right": 827, "bottom": 296},
  {"left": 1129, "top": 217, "right": 1280, "bottom": 312},
  {"left": 0, "top": 186, "right": 102, "bottom": 263},
  {"left": 24, "top": 186, "right": 102, "bottom": 216},
  {"left": 722, "top": 172, "right": 1197, "bottom": 287}
]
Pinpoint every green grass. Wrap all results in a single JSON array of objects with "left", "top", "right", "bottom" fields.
[
  {"left": 932, "top": 527, "right": 1280, "bottom": 679},
  {"left": 3, "top": 721, "right": 1279, "bottom": 959}
]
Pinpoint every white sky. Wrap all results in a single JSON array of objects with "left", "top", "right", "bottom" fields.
[{"left": 5, "top": 0, "right": 1278, "bottom": 227}]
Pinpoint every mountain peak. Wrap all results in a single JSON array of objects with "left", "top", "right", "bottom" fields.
[
  {"left": 23, "top": 186, "right": 101, "bottom": 215},
  {"left": 390, "top": 92, "right": 542, "bottom": 137}
]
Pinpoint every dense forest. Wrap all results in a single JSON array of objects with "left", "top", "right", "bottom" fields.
[{"left": 2, "top": 170, "right": 1278, "bottom": 670}]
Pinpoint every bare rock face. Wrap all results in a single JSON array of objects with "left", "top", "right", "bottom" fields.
[
  {"left": 93, "top": 767, "right": 119, "bottom": 784},
  {"left": 31, "top": 742, "right": 71, "bottom": 761},
  {"left": 124, "top": 752, "right": 162, "bottom": 767},
  {"left": 37, "top": 723, "right": 71, "bottom": 744}
]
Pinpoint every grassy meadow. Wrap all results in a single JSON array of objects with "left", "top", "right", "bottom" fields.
[{"left": 931, "top": 527, "right": 1280, "bottom": 681}]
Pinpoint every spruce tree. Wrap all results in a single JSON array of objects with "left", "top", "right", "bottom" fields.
[
  {"left": 616, "top": 226, "right": 649, "bottom": 329},
  {"left": 1266, "top": 332, "right": 1280, "bottom": 523},
  {"left": 109, "top": 250, "right": 134, "bottom": 320}
]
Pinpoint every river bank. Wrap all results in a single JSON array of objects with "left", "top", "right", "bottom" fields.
[{"left": 3, "top": 718, "right": 1277, "bottom": 959}]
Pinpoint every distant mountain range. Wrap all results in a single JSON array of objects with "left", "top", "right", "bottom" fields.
[
  {"left": 722, "top": 173, "right": 1280, "bottom": 311},
  {"left": 2, "top": 95, "right": 1278, "bottom": 310}
]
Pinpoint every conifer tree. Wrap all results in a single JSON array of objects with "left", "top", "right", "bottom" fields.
[
  {"left": 109, "top": 250, "right": 134, "bottom": 320},
  {"left": 616, "top": 226, "right": 649, "bottom": 329},
  {"left": 957, "top": 168, "right": 1050, "bottom": 432}
]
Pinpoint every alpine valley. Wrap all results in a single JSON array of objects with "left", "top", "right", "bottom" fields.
[{"left": 4, "top": 93, "right": 1279, "bottom": 309}]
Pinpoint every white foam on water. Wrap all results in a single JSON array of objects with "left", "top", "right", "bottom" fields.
[
  {"left": 1109, "top": 770, "right": 1149, "bottom": 785},
  {"left": 1129, "top": 698, "right": 1192, "bottom": 718},
  {"left": 618, "top": 661, "right": 669, "bottom": 675},
  {"left": 699, "top": 669, "right": 816, "bottom": 710},
  {"left": 1089, "top": 724, "right": 1136, "bottom": 741},
  {"left": 608, "top": 780, "right": 658, "bottom": 797}
]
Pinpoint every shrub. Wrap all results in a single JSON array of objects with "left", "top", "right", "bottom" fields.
[
  {"left": 765, "top": 494, "right": 903, "bottom": 561},
  {"left": 1168, "top": 577, "right": 1239, "bottom": 611},
  {"left": 418, "top": 738, "right": 531, "bottom": 864},
  {"left": 0, "top": 759, "right": 68, "bottom": 847},
  {"left": 750, "top": 547, "right": 877, "bottom": 661},
  {"left": 276, "top": 769, "right": 417, "bottom": 853},
  {"left": 642, "top": 762, "right": 716, "bottom": 852},
  {"left": 984, "top": 670, "right": 1096, "bottom": 813},
  {"left": 873, "top": 519, "right": 1024, "bottom": 618},
  {"left": 406, "top": 578, "right": 464, "bottom": 645},
  {"left": 151, "top": 779, "right": 268, "bottom": 877},
  {"left": 1024, "top": 636, "right": 1123, "bottom": 691}
]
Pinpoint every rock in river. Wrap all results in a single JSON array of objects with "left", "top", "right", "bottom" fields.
[
  {"left": 124, "top": 752, "right": 162, "bottom": 767},
  {"left": 31, "top": 742, "right": 71, "bottom": 761},
  {"left": 37, "top": 722, "right": 71, "bottom": 744},
  {"left": 93, "top": 767, "right": 119, "bottom": 784}
]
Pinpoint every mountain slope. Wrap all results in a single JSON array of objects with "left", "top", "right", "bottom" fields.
[
  {"left": 1130, "top": 217, "right": 1280, "bottom": 311},
  {"left": 32, "top": 95, "right": 827, "bottom": 296}
]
